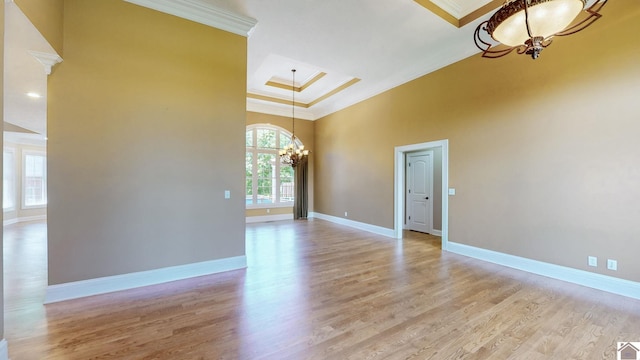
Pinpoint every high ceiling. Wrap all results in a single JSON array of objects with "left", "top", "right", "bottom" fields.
[
  {"left": 4, "top": 1, "right": 55, "bottom": 145},
  {"left": 5, "top": 0, "right": 499, "bottom": 142},
  {"left": 242, "top": 0, "right": 493, "bottom": 120}
]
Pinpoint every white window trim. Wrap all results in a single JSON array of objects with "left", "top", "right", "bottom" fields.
[
  {"left": 22, "top": 149, "right": 47, "bottom": 210},
  {"left": 246, "top": 124, "right": 302, "bottom": 209},
  {"left": 3, "top": 147, "right": 17, "bottom": 212}
]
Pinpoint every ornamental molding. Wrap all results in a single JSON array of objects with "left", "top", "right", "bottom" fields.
[{"left": 124, "top": 0, "right": 257, "bottom": 37}]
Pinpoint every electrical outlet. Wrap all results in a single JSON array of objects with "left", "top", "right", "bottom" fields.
[
  {"left": 607, "top": 259, "right": 618, "bottom": 271},
  {"left": 266, "top": 209, "right": 270, "bottom": 213},
  {"left": 588, "top": 256, "right": 598, "bottom": 267},
  {"left": 344, "top": 212, "right": 348, "bottom": 217}
]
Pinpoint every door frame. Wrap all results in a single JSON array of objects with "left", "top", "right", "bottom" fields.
[
  {"left": 405, "top": 150, "right": 434, "bottom": 234},
  {"left": 394, "top": 139, "right": 449, "bottom": 250}
]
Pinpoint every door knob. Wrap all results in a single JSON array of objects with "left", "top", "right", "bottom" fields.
[{"left": 425, "top": 197, "right": 429, "bottom": 200}]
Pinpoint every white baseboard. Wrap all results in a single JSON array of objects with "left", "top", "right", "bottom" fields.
[
  {"left": 3, "top": 219, "right": 18, "bottom": 227},
  {"left": 447, "top": 242, "right": 640, "bottom": 300},
  {"left": 3, "top": 214, "right": 47, "bottom": 227},
  {"left": 309, "top": 212, "right": 395, "bottom": 238},
  {"left": 0, "top": 339, "right": 8, "bottom": 360},
  {"left": 246, "top": 214, "right": 293, "bottom": 223},
  {"left": 44, "top": 255, "right": 247, "bottom": 304}
]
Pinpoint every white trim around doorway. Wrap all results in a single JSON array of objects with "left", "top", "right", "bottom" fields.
[{"left": 394, "top": 139, "right": 449, "bottom": 250}]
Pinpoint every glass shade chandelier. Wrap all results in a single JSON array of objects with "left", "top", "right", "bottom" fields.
[
  {"left": 279, "top": 69, "right": 309, "bottom": 168},
  {"left": 474, "top": 0, "right": 607, "bottom": 59}
]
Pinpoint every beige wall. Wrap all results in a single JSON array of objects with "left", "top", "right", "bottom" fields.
[
  {"left": 3, "top": 142, "right": 48, "bottom": 223},
  {"left": 246, "top": 111, "right": 314, "bottom": 217},
  {"left": 47, "top": 1, "right": 247, "bottom": 284},
  {"left": 14, "top": 0, "right": 63, "bottom": 55},
  {"left": 315, "top": 0, "right": 640, "bottom": 281}
]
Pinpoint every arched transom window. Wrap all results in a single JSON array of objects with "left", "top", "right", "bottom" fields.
[{"left": 246, "top": 124, "right": 304, "bottom": 207}]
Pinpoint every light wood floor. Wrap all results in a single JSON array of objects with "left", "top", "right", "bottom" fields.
[{"left": 4, "top": 220, "right": 640, "bottom": 359}]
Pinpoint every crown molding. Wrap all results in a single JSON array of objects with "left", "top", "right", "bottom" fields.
[
  {"left": 247, "top": 99, "right": 317, "bottom": 121},
  {"left": 124, "top": 0, "right": 257, "bottom": 37},
  {"left": 28, "top": 50, "right": 63, "bottom": 75}
]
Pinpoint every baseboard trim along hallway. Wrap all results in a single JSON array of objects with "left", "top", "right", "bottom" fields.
[
  {"left": 246, "top": 213, "right": 293, "bottom": 223},
  {"left": 447, "top": 242, "right": 640, "bottom": 300},
  {"left": 44, "top": 255, "right": 247, "bottom": 303},
  {"left": 311, "top": 212, "right": 640, "bottom": 301},
  {"left": 3, "top": 214, "right": 47, "bottom": 227},
  {"left": 310, "top": 212, "right": 395, "bottom": 238}
]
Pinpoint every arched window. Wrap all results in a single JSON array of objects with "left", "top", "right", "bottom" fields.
[{"left": 246, "top": 124, "right": 304, "bottom": 207}]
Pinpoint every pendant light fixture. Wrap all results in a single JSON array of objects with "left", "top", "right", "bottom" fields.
[
  {"left": 474, "top": 0, "right": 607, "bottom": 59},
  {"left": 279, "top": 69, "right": 309, "bottom": 168}
]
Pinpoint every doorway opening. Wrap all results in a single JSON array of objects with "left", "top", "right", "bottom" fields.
[{"left": 394, "top": 140, "right": 449, "bottom": 250}]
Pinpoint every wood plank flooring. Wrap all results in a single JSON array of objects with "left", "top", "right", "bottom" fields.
[{"left": 4, "top": 219, "right": 640, "bottom": 359}]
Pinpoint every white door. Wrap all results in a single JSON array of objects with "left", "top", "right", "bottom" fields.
[{"left": 406, "top": 151, "right": 433, "bottom": 233}]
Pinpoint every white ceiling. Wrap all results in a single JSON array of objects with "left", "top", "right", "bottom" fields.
[
  {"left": 242, "top": 0, "right": 490, "bottom": 120},
  {"left": 4, "top": 1, "right": 54, "bottom": 145},
  {"left": 5, "top": 0, "right": 497, "bottom": 141}
]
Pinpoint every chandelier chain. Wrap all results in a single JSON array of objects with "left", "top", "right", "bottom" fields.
[
  {"left": 279, "top": 68, "right": 309, "bottom": 168},
  {"left": 292, "top": 69, "right": 295, "bottom": 139}
]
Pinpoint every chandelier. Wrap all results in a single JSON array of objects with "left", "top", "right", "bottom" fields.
[
  {"left": 279, "top": 69, "right": 309, "bottom": 168},
  {"left": 474, "top": 0, "right": 607, "bottom": 59}
]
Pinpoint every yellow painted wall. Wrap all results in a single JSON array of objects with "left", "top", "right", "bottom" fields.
[
  {"left": 315, "top": 0, "right": 640, "bottom": 281},
  {"left": 14, "top": 0, "right": 63, "bottom": 55},
  {"left": 47, "top": 0, "right": 247, "bottom": 284},
  {"left": 246, "top": 111, "right": 314, "bottom": 218}
]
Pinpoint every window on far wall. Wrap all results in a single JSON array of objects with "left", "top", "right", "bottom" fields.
[
  {"left": 246, "top": 124, "right": 301, "bottom": 208},
  {"left": 23, "top": 152, "right": 47, "bottom": 208},
  {"left": 3, "top": 149, "right": 16, "bottom": 210}
]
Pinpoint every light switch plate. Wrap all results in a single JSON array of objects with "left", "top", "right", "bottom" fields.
[
  {"left": 224, "top": 190, "right": 230, "bottom": 199},
  {"left": 448, "top": 188, "right": 456, "bottom": 195}
]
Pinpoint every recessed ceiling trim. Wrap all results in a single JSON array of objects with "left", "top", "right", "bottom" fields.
[
  {"left": 307, "top": 78, "right": 361, "bottom": 107},
  {"left": 459, "top": 0, "right": 503, "bottom": 27},
  {"left": 247, "top": 101, "right": 317, "bottom": 121},
  {"left": 246, "top": 93, "right": 309, "bottom": 108},
  {"left": 123, "top": 0, "right": 257, "bottom": 37},
  {"left": 266, "top": 72, "right": 327, "bottom": 92},
  {"left": 415, "top": 0, "right": 460, "bottom": 27},
  {"left": 414, "top": 0, "right": 502, "bottom": 28},
  {"left": 248, "top": 76, "right": 360, "bottom": 109}
]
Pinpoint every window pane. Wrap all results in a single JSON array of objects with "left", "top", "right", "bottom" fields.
[
  {"left": 280, "top": 133, "right": 292, "bottom": 149},
  {"left": 3, "top": 151, "right": 15, "bottom": 210},
  {"left": 246, "top": 125, "right": 305, "bottom": 208},
  {"left": 256, "top": 153, "right": 275, "bottom": 204},
  {"left": 280, "top": 165, "right": 294, "bottom": 203},
  {"left": 246, "top": 129, "right": 253, "bottom": 147},
  {"left": 257, "top": 129, "right": 276, "bottom": 149},
  {"left": 246, "top": 152, "right": 253, "bottom": 205},
  {"left": 24, "top": 154, "right": 47, "bottom": 207}
]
